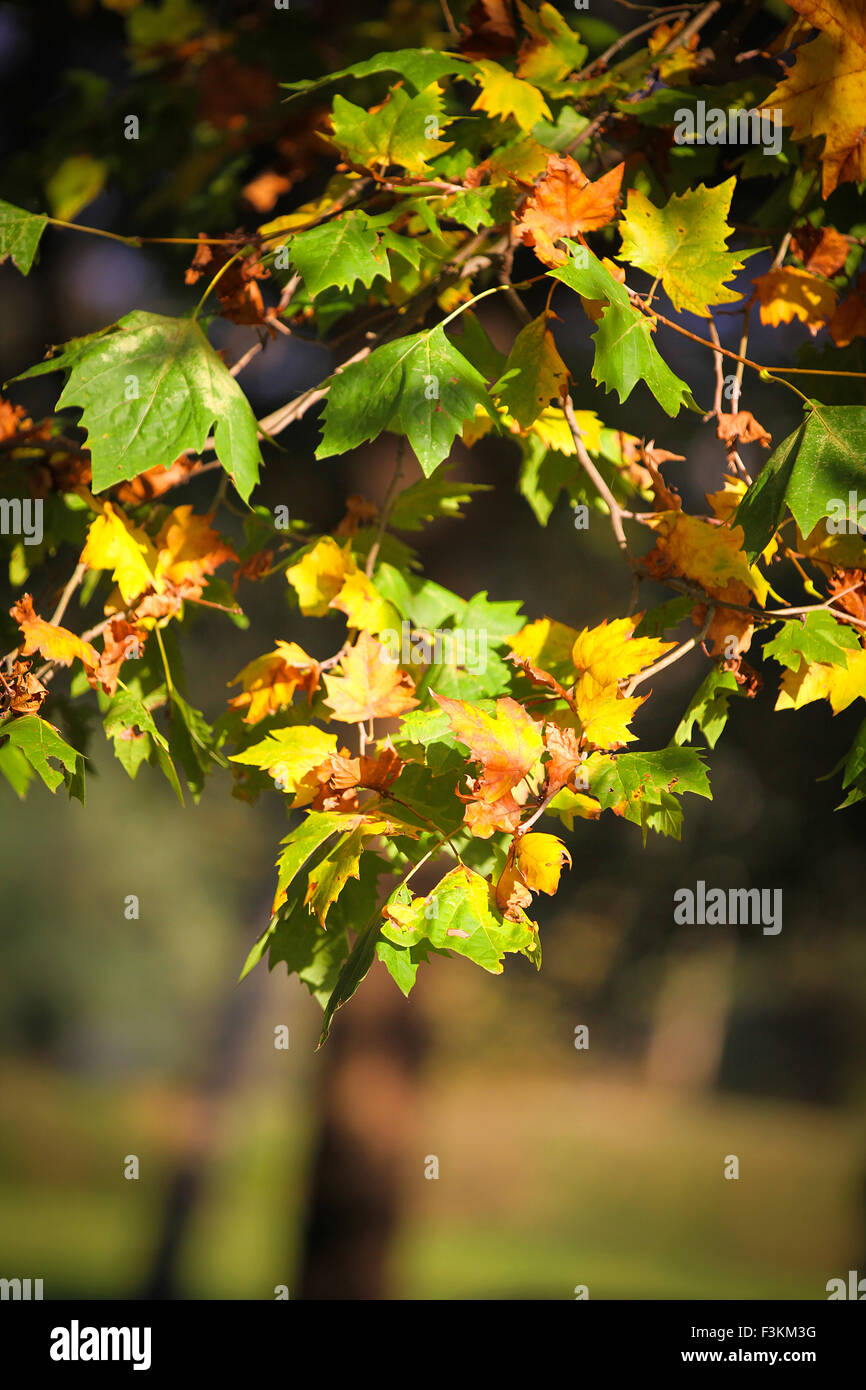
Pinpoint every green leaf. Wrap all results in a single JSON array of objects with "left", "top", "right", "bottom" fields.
[
  {"left": 633, "top": 596, "right": 693, "bottom": 638},
  {"left": 618, "top": 178, "right": 753, "bottom": 318},
  {"left": 0, "top": 739, "right": 34, "bottom": 797},
  {"left": 735, "top": 401, "right": 866, "bottom": 559},
  {"left": 837, "top": 717, "right": 866, "bottom": 809},
  {"left": 387, "top": 465, "right": 491, "bottom": 530},
  {"left": 330, "top": 83, "right": 452, "bottom": 176},
  {"left": 674, "top": 666, "right": 741, "bottom": 750},
  {"left": 551, "top": 244, "right": 698, "bottom": 416},
  {"left": 282, "top": 49, "right": 472, "bottom": 99},
  {"left": 12, "top": 311, "right": 262, "bottom": 501},
  {"left": 374, "top": 564, "right": 463, "bottom": 628},
  {"left": 46, "top": 154, "right": 107, "bottom": 223},
  {"left": 375, "top": 938, "right": 432, "bottom": 997},
  {"left": 317, "top": 324, "right": 494, "bottom": 476},
  {"left": 0, "top": 198, "right": 48, "bottom": 275},
  {"left": 381, "top": 865, "right": 538, "bottom": 975},
  {"left": 275, "top": 811, "right": 347, "bottom": 899},
  {"left": 493, "top": 314, "right": 569, "bottom": 428},
  {"left": 305, "top": 825, "right": 369, "bottom": 926},
  {"left": 592, "top": 747, "right": 711, "bottom": 830},
  {"left": 289, "top": 211, "right": 389, "bottom": 298},
  {"left": 0, "top": 715, "right": 83, "bottom": 795},
  {"left": 166, "top": 691, "right": 224, "bottom": 801},
  {"left": 763, "top": 611, "right": 859, "bottom": 671}
]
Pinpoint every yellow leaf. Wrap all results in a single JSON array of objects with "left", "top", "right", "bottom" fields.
[
  {"left": 571, "top": 615, "right": 674, "bottom": 688},
  {"left": 80, "top": 502, "right": 160, "bottom": 605},
  {"left": 472, "top": 59, "right": 551, "bottom": 132},
  {"left": 644, "top": 511, "right": 769, "bottom": 606},
  {"left": 227, "top": 641, "right": 320, "bottom": 724},
  {"left": 508, "top": 616, "right": 580, "bottom": 674},
  {"left": 515, "top": 832, "right": 571, "bottom": 895},
  {"left": 229, "top": 724, "right": 338, "bottom": 803},
  {"left": 762, "top": 0, "right": 866, "bottom": 196},
  {"left": 153, "top": 506, "right": 236, "bottom": 588},
  {"left": 433, "top": 692, "right": 544, "bottom": 804},
  {"left": 286, "top": 537, "right": 355, "bottom": 617},
  {"left": 753, "top": 267, "right": 838, "bottom": 335},
  {"left": 329, "top": 570, "right": 400, "bottom": 635}
]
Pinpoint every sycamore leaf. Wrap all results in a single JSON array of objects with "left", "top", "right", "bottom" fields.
[
  {"left": 764, "top": 611, "right": 859, "bottom": 671},
  {"left": 230, "top": 725, "right": 338, "bottom": 797},
  {"left": 329, "top": 571, "right": 401, "bottom": 635},
  {"left": 317, "top": 324, "right": 494, "bottom": 477},
  {"left": 592, "top": 747, "right": 711, "bottom": 830},
  {"left": 324, "top": 630, "right": 419, "bottom": 723},
  {"left": 282, "top": 49, "right": 472, "bottom": 99},
  {"left": 10, "top": 594, "right": 98, "bottom": 672},
  {"left": 515, "top": 831, "right": 570, "bottom": 894},
  {"left": 382, "top": 865, "right": 537, "bottom": 975},
  {"left": 516, "top": 1, "right": 587, "bottom": 89},
  {"left": 550, "top": 244, "right": 698, "bottom": 416},
  {"left": 762, "top": 0, "right": 866, "bottom": 196},
  {"left": 515, "top": 155, "right": 624, "bottom": 267},
  {"left": 286, "top": 538, "right": 355, "bottom": 616},
  {"left": 228, "top": 642, "right": 320, "bottom": 724},
  {"left": 471, "top": 59, "right": 551, "bottom": 132},
  {"left": 618, "top": 179, "right": 750, "bottom": 318},
  {"left": 508, "top": 616, "right": 580, "bottom": 681},
  {"left": 305, "top": 825, "right": 370, "bottom": 926},
  {"left": 432, "top": 692, "right": 543, "bottom": 803},
  {"left": 0, "top": 198, "right": 47, "bottom": 275},
  {"left": 572, "top": 616, "right": 675, "bottom": 688},
  {"left": 387, "top": 466, "right": 491, "bottom": 530},
  {"left": 153, "top": 506, "right": 236, "bottom": 589},
  {"left": 80, "top": 501, "right": 160, "bottom": 605},
  {"left": 13, "top": 311, "right": 262, "bottom": 501},
  {"left": 753, "top": 267, "right": 837, "bottom": 335},
  {"left": 0, "top": 714, "right": 83, "bottom": 795},
  {"left": 493, "top": 314, "right": 569, "bottom": 428},
  {"left": 289, "top": 211, "right": 390, "bottom": 297},
  {"left": 330, "top": 83, "right": 453, "bottom": 175},
  {"left": 643, "top": 510, "right": 769, "bottom": 605},
  {"left": 776, "top": 645, "right": 866, "bottom": 715},
  {"left": 735, "top": 401, "right": 866, "bottom": 559},
  {"left": 674, "top": 665, "right": 742, "bottom": 750}
]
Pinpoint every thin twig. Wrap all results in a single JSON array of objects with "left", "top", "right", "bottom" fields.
[{"left": 563, "top": 394, "right": 631, "bottom": 556}]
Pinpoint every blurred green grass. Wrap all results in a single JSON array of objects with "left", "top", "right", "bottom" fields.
[{"left": 1, "top": 1061, "right": 859, "bottom": 1299}]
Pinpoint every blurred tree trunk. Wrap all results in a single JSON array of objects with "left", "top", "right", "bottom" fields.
[{"left": 295, "top": 966, "right": 426, "bottom": 1300}]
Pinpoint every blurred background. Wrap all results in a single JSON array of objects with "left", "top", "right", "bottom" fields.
[{"left": 1, "top": 0, "right": 865, "bottom": 1300}]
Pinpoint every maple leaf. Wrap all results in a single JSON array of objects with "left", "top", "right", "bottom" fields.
[
  {"left": 716, "top": 412, "right": 771, "bottom": 449},
  {"left": 471, "top": 59, "right": 551, "bottom": 132},
  {"left": 14, "top": 312, "right": 262, "bottom": 501},
  {"left": 791, "top": 225, "right": 851, "bottom": 278},
  {"left": 329, "top": 570, "right": 401, "bottom": 635},
  {"left": 94, "top": 618, "right": 148, "bottom": 696},
  {"left": 643, "top": 511, "right": 769, "bottom": 605},
  {"left": 10, "top": 593, "right": 98, "bottom": 672},
  {"left": 432, "top": 692, "right": 543, "bottom": 803},
  {"left": 515, "top": 154, "right": 624, "bottom": 267},
  {"left": 290, "top": 211, "right": 390, "bottom": 298},
  {"left": 753, "top": 267, "right": 838, "bottom": 335},
  {"left": 383, "top": 864, "right": 537, "bottom": 975},
  {"left": 762, "top": 0, "right": 866, "bottom": 196},
  {"left": 516, "top": 1, "right": 587, "bottom": 89},
  {"left": 0, "top": 198, "right": 47, "bottom": 275},
  {"left": 286, "top": 537, "right": 355, "bottom": 617},
  {"left": 493, "top": 314, "right": 569, "bottom": 427},
  {"left": 324, "top": 631, "right": 419, "bottom": 723},
  {"left": 618, "top": 180, "right": 751, "bottom": 318},
  {"left": 572, "top": 616, "right": 675, "bottom": 688},
  {"left": 515, "top": 831, "right": 571, "bottom": 894},
  {"left": 330, "top": 83, "right": 453, "bottom": 175},
  {"left": 508, "top": 616, "right": 580, "bottom": 680},
  {"left": 550, "top": 244, "right": 697, "bottom": 415},
  {"left": 230, "top": 725, "right": 338, "bottom": 799},
  {"left": 735, "top": 400, "right": 866, "bottom": 559},
  {"left": 228, "top": 642, "right": 320, "bottom": 724},
  {"left": 81, "top": 502, "right": 161, "bottom": 606},
  {"left": 153, "top": 506, "right": 236, "bottom": 591}
]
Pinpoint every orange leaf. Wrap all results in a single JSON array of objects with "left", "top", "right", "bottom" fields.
[
  {"left": 228, "top": 641, "right": 320, "bottom": 724},
  {"left": 324, "top": 631, "right": 418, "bottom": 724},
  {"left": 10, "top": 593, "right": 98, "bottom": 672},
  {"left": 154, "top": 506, "right": 237, "bottom": 591},
  {"left": 516, "top": 155, "right": 624, "bottom": 267},
  {"left": 432, "top": 692, "right": 543, "bottom": 804}
]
